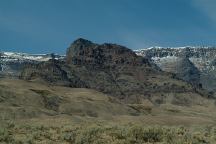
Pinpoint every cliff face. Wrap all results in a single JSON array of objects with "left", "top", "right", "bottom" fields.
[
  {"left": 20, "top": 39, "right": 211, "bottom": 105},
  {"left": 136, "top": 47, "right": 216, "bottom": 91}
]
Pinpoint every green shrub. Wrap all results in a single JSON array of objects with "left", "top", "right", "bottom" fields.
[
  {"left": 0, "top": 127, "right": 14, "bottom": 143},
  {"left": 0, "top": 122, "right": 216, "bottom": 144}
]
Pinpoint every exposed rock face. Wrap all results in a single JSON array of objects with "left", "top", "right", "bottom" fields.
[
  {"left": 136, "top": 47, "right": 216, "bottom": 91},
  {"left": 175, "top": 57, "right": 201, "bottom": 87},
  {"left": 66, "top": 38, "right": 147, "bottom": 67},
  {"left": 20, "top": 39, "right": 211, "bottom": 104}
]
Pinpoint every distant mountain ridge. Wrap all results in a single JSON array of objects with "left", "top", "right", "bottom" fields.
[
  {"left": 135, "top": 46, "right": 216, "bottom": 91},
  {"left": 0, "top": 52, "right": 64, "bottom": 77},
  {"left": 0, "top": 51, "right": 65, "bottom": 62}
]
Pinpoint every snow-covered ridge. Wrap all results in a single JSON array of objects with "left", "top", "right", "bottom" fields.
[
  {"left": 135, "top": 46, "right": 216, "bottom": 58},
  {"left": 0, "top": 51, "right": 66, "bottom": 77},
  {"left": 134, "top": 46, "right": 216, "bottom": 71},
  {"left": 135, "top": 46, "right": 213, "bottom": 51},
  {"left": 0, "top": 52, "right": 65, "bottom": 62}
]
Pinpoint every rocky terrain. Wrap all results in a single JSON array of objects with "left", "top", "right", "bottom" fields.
[{"left": 135, "top": 47, "right": 216, "bottom": 91}]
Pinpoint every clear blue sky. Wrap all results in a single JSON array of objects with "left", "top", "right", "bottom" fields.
[{"left": 0, "top": 0, "right": 216, "bottom": 54}]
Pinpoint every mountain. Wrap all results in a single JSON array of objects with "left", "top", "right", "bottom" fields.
[
  {"left": 135, "top": 46, "right": 216, "bottom": 91},
  {"left": 0, "top": 52, "right": 64, "bottom": 77},
  {"left": 2, "top": 44, "right": 215, "bottom": 93},
  {"left": 20, "top": 38, "right": 211, "bottom": 106}
]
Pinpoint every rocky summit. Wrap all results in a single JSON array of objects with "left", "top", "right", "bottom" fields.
[
  {"left": 20, "top": 38, "right": 211, "bottom": 105},
  {"left": 66, "top": 38, "right": 147, "bottom": 67}
]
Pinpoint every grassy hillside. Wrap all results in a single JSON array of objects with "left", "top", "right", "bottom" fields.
[
  {"left": 0, "top": 78, "right": 137, "bottom": 120},
  {"left": 0, "top": 78, "right": 215, "bottom": 122},
  {"left": 0, "top": 78, "right": 216, "bottom": 143}
]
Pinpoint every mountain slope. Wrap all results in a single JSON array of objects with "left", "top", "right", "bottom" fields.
[
  {"left": 136, "top": 47, "right": 216, "bottom": 91},
  {"left": 0, "top": 78, "right": 137, "bottom": 120},
  {"left": 174, "top": 57, "right": 201, "bottom": 87}
]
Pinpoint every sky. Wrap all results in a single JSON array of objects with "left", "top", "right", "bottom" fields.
[{"left": 0, "top": 0, "right": 216, "bottom": 54}]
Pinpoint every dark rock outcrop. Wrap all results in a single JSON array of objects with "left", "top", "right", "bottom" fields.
[
  {"left": 175, "top": 57, "right": 201, "bottom": 87},
  {"left": 66, "top": 38, "right": 148, "bottom": 67}
]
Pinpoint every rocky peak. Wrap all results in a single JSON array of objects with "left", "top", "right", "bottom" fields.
[
  {"left": 72, "top": 38, "right": 94, "bottom": 46},
  {"left": 66, "top": 38, "right": 97, "bottom": 62},
  {"left": 66, "top": 38, "right": 148, "bottom": 67}
]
